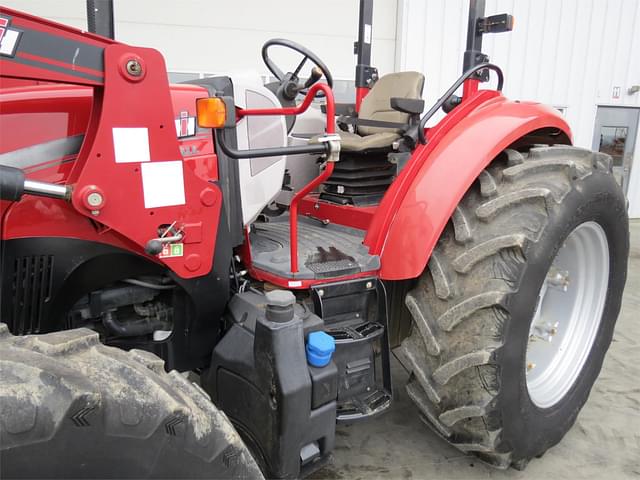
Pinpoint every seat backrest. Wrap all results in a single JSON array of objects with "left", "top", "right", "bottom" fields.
[{"left": 357, "top": 71, "right": 425, "bottom": 136}]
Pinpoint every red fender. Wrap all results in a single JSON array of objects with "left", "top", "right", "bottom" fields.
[{"left": 367, "top": 94, "right": 571, "bottom": 280}]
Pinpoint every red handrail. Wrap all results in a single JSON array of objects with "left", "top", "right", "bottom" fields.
[
  {"left": 289, "top": 161, "right": 335, "bottom": 273},
  {"left": 236, "top": 83, "right": 337, "bottom": 275}
]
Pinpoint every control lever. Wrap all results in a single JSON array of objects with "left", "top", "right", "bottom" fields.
[
  {"left": 302, "top": 66, "right": 323, "bottom": 89},
  {"left": 145, "top": 222, "right": 184, "bottom": 255},
  {"left": 145, "top": 235, "right": 183, "bottom": 255}
]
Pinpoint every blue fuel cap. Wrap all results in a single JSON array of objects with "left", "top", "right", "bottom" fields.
[{"left": 306, "top": 331, "right": 335, "bottom": 367}]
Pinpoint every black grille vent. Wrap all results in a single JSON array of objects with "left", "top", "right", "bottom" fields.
[{"left": 12, "top": 255, "right": 54, "bottom": 334}]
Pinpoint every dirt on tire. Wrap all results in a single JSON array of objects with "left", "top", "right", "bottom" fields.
[
  {"left": 0, "top": 324, "right": 263, "bottom": 479},
  {"left": 401, "top": 145, "right": 629, "bottom": 469}
]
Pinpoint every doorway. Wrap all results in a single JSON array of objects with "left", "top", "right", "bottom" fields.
[{"left": 592, "top": 106, "right": 639, "bottom": 196}]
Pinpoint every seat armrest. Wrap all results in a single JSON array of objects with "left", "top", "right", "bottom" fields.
[
  {"left": 390, "top": 97, "right": 425, "bottom": 115},
  {"left": 321, "top": 103, "right": 357, "bottom": 116}
]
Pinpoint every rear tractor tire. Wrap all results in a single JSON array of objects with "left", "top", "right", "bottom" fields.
[
  {"left": 401, "top": 145, "right": 629, "bottom": 469},
  {"left": 0, "top": 324, "right": 263, "bottom": 479}
]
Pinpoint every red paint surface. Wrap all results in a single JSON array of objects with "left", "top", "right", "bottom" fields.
[
  {"left": 1, "top": 8, "right": 220, "bottom": 279},
  {"left": 1, "top": 6, "right": 574, "bottom": 287},
  {"left": 248, "top": 264, "right": 377, "bottom": 290},
  {"left": 355, "top": 86, "right": 370, "bottom": 112},
  {"left": 369, "top": 94, "right": 571, "bottom": 280},
  {"left": 0, "top": 85, "right": 92, "bottom": 152},
  {"left": 299, "top": 195, "right": 376, "bottom": 231}
]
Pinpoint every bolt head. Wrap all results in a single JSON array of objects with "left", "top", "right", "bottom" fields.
[
  {"left": 317, "top": 289, "right": 325, "bottom": 297},
  {"left": 126, "top": 59, "right": 142, "bottom": 76},
  {"left": 200, "top": 188, "right": 217, "bottom": 206},
  {"left": 365, "top": 281, "right": 373, "bottom": 289},
  {"left": 86, "top": 192, "right": 103, "bottom": 207},
  {"left": 184, "top": 254, "right": 202, "bottom": 272}
]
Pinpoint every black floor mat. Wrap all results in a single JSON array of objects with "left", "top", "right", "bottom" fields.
[{"left": 249, "top": 215, "right": 380, "bottom": 280}]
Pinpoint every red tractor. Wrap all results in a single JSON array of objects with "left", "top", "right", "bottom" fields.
[{"left": 0, "top": 1, "right": 629, "bottom": 478}]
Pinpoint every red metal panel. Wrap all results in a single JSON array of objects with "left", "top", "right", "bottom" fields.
[
  {"left": 2, "top": 196, "right": 144, "bottom": 254},
  {"left": 0, "top": 6, "right": 113, "bottom": 46},
  {"left": 368, "top": 95, "right": 571, "bottom": 280},
  {"left": 364, "top": 91, "right": 501, "bottom": 254},
  {"left": 0, "top": 84, "right": 218, "bottom": 269},
  {"left": 248, "top": 264, "right": 376, "bottom": 290},
  {"left": 0, "top": 85, "right": 92, "bottom": 153},
  {"left": 65, "top": 44, "right": 221, "bottom": 279},
  {"left": 299, "top": 195, "right": 376, "bottom": 231},
  {"left": 0, "top": 7, "right": 111, "bottom": 86},
  {"left": 1, "top": 8, "right": 222, "bottom": 279}
]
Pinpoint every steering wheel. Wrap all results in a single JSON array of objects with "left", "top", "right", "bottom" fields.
[{"left": 262, "top": 38, "right": 333, "bottom": 100}]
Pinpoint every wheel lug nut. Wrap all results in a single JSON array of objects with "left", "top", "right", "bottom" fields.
[
  {"left": 547, "top": 267, "right": 570, "bottom": 291},
  {"left": 527, "top": 362, "right": 536, "bottom": 372}
]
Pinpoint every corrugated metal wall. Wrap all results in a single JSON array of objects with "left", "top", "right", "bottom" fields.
[{"left": 396, "top": 0, "right": 640, "bottom": 216}]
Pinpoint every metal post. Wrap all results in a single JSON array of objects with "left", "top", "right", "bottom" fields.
[
  {"left": 355, "top": 0, "right": 373, "bottom": 72},
  {"left": 23, "top": 180, "right": 69, "bottom": 200},
  {"left": 86, "top": 0, "right": 115, "bottom": 39},
  {"left": 463, "top": 0, "right": 487, "bottom": 73},
  {"left": 354, "top": 0, "right": 377, "bottom": 111}
]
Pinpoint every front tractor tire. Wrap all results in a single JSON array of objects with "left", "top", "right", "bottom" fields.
[
  {"left": 0, "top": 325, "right": 263, "bottom": 479},
  {"left": 402, "top": 145, "right": 629, "bottom": 469}
]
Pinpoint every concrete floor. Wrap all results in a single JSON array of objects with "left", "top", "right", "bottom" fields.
[{"left": 315, "top": 220, "right": 640, "bottom": 480}]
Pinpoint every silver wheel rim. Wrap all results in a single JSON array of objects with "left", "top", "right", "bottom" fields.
[{"left": 526, "top": 221, "right": 609, "bottom": 408}]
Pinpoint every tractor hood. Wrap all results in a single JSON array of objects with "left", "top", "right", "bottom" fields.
[{"left": 0, "top": 82, "right": 214, "bottom": 182}]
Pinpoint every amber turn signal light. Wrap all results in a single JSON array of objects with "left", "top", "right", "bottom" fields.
[{"left": 196, "top": 97, "right": 227, "bottom": 128}]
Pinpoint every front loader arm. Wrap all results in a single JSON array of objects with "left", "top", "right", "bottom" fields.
[{"left": 0, "top": 7, "right": 220, "bottom": 279}]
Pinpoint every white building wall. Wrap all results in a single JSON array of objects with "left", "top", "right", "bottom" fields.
[
  {"left": 3, "top": 0, "right": 398, "bottom": 83},
  {"left": 4, "top": 0, "right": 639, "bottom": 215},
  {"left": 397, "top": 0, "right": 640, "bottom": 217}
]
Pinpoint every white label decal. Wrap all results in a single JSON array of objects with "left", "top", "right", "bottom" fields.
[
  {"left": 141, "top": 161, "right": 186, "bottom": 208},
  {"left": 364, "top": 24, "right": 372, "bottom": 44},
  {"left": 0, "top": 29, "right": 20, "bottom": 57},
  {"left": 174, "top": 112, "right": 196, "bottom": 138},
  {"left": 288, "top": 280, "right": 302, "bottom": 288},
  {"left": 113, "top": 127, "right": 150, "bottom": 164}
]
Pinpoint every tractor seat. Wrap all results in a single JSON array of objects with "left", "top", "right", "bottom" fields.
[{"left": 310, "top": 71, "right": 425, "bottom": 152}]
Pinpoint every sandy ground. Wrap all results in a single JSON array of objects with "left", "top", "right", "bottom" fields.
[{"left": 315, "top": 220, "right": 640, "bottom": 480}]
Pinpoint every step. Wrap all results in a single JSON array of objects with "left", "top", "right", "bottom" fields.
[{"left": 249, "top": 216, "right": 380, "bottom": 280}]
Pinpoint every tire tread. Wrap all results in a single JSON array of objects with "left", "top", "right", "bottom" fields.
[{"left": 402, "top": 145, "right": 612, "bottom": 469}]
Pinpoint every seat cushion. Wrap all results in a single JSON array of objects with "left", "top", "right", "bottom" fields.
[
  {"left": 310, "top": 131, "right": 400, "bottom": 152},
  {"left": 358, "top": 71, "right": 425, "bottom": 135}
]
